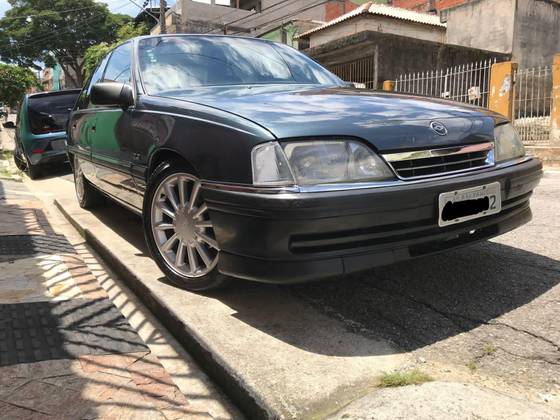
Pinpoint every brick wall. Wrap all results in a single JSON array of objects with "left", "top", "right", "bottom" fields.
[
  {"left": 325, "top": 0, "right": 360, "bottom": 21},
  {"left": 392, "top": 0, "right": 468, "bottom": 11}
]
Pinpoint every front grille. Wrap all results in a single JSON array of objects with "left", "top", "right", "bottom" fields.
[{"left": 383, "top": 142, "right": 494, "bottom": 179}]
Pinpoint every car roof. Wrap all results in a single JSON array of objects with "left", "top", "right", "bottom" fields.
[
  {"left": 28, "top": 89, "right": 81, "bottom": 99},
  {"left": 133, "top": 33, "right": 277, "bottom": 44}
]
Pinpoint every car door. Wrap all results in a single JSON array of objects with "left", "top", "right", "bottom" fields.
[
  {"left": 90, "top": 42, "right": 139, "bottom": 208},
  {"left": 68, "top": 54, "right": 111, "bottom": 182}
]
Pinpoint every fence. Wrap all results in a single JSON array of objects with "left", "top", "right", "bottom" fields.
[
  {"left": 329, "top": 56, "right": 378, "bottom": 89},
  {"left": 512, "top": 66, "right": 553, "bottom": 146},
  {"left": 394, "top": 59, "right": 496, "bottom": 108}
]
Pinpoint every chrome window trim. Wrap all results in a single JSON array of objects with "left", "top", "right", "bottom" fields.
[{"left": 201, "top": 156, "right": 533, "bottom": 195}]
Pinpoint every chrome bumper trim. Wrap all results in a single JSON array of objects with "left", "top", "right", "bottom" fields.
[{"left": 201, "top": 156, "right": 533, "bottom": 195}]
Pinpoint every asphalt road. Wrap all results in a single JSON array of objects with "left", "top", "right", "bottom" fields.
[{"left": 30, "top": 163, "right": 560, "bottom": 410}]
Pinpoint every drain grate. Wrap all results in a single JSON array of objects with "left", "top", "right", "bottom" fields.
[
  {"left": 0, "top": 235, "right": 76, "bottom": 257},
  {"left": 0, "top": 300, "right": 148, "bottom": 366}
]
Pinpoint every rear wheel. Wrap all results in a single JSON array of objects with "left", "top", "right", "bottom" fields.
[
  {"left": 13, "top": 153, "right": 26, "bottom": 171},
  {"left": 73, "top": 154, "right": 103, "bottom": 209},
  {"left": 26, "top": 159, "right": 42, "bottom": 180},
  {"left": 143, "top": 161, "right": 228, "bottom": 291}
]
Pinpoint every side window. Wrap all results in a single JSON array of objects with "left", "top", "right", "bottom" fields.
[
  {"left": 76, "top": 53, "right": 111, "bottom": 110},
  {"left": 103, "top": 42, "right": 132, "bottom": 84}
]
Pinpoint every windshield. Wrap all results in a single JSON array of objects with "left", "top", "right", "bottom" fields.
[
  {"left": 138, "top": 36, "right": 344, "bottom": 95},
  {"left": 28, "top": 92, "right": 79, "bottom": 135}
]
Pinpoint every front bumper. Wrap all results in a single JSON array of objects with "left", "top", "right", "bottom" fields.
[{"left": 203, "top": 158, "right": 543, "bottom": 283}]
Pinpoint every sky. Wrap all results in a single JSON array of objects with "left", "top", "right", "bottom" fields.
[{"left": 0, "top": 0, "right": 176, "bottom": 19}]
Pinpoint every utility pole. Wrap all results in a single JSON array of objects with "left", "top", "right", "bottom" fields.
[{"left": 160, "top": 0, "right": 167, "bottom": 34}]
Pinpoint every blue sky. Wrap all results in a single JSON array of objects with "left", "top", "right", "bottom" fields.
[{"left": 0, "top": 0, "right": 176, "bottom": 19}]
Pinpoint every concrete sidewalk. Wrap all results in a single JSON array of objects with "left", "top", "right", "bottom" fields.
[{"left": 0, "top": 177, "right": 239, "bottom": 419}]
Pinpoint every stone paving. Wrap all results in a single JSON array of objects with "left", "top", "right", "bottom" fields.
[{"left": 0, "top": 179, "right": 200, "bottom": 419}]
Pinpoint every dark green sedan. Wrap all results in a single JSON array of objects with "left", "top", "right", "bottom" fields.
[{"left": 14, "top": 89, "right": 80, "bottom": 179}]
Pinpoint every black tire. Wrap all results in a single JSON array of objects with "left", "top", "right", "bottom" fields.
[
  {"left": 73, "top": 154, "right": 103, "bottom": 209},
  {"left": 13, "top": 153, "right": 26, "bottom": 171},
  {"left": 26, "top": 159, "right": 42, "bottom": 180},
  {"left": 143, "top": 161, "right": 229, "bottom": 291}
]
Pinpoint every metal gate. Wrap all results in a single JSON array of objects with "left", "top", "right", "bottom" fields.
[
  {"left": 513, "top": 66, "right": 553, "bottom": 146},
  {"left": 329, "top": 56, "right": 378, "bottom": 89},
  {"left": 394, "top": 59, "right": 497, "bottom": 108}
]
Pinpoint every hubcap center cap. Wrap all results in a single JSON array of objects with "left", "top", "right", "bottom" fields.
[{"left": 174, "top": 208, "right": 196, "bottom": 242}]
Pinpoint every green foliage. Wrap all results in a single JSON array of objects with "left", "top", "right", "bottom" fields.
[
  {"left": 0, "top": 64, "right": 38, "bottom": 106},
  {"left": 83, "top": 22, "right": 149, "bottom": 80},
  {"left": 379, "top": 370, "right": 433, "bottom": 387},
  {"left": 0, "top": 0, "right": 133, "bottom": 87}
]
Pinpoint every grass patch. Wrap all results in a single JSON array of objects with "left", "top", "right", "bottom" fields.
[
  {"left": 483, "top": 344, "right": 497, "bottom": 356},
  {"left": 0, "top": 149, "right": 12, "bottom": 160},
  {"left": 467, "top": 361, "right": 477, "bottom": 373},
  {"left": 379, "top": 370, "right": 433, "bottom": 387}
]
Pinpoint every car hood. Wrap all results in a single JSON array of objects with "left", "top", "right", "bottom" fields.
[{"left": 168, "top": 85, "right": 501, "bottom": 152}]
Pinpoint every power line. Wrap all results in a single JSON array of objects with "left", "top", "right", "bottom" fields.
[
  {"left": 203, "top": 0, "right": 303, "bottom": 34},
  {"left": 228, "top": 0, "right": 330, "bottom": 35}
]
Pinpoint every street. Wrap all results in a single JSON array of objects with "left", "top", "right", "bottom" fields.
[{"left": 9, "top": 146, "right": 559, "bottom": 418}]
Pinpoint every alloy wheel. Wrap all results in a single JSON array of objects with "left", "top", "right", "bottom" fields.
[{"left": 150, "top": 173, "right": 219, "bottom": 278}]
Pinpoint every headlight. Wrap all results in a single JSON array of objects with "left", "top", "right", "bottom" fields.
[
  {"left": 251, "top": 140, "right": 394, "bottom": 186},
  {"left": 494, "top": 123, "right": 525, "bottom": 162}
]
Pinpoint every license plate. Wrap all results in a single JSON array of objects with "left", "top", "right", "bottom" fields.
[
  {"left": 50, "top": 139, "right": 66, "bottom": 150},
  {"left": 438, "top": 182, "right": 501, "bottom": 227}
]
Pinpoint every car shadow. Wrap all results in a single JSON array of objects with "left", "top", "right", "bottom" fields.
[
  {"left": 87, "top": 198, "right": 559, "bottom": 355},
  {"left": 206, "top": 241, "right": 560, "bottom": 354}
]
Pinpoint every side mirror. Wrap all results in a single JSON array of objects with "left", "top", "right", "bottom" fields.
[{"left": 91, "top": 82, "right": 134, "bottom": 108}]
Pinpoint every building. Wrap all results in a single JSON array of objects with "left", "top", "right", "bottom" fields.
[
  {"left": 443, "top": 0, "right": 560, "bottom": 68},
  {"left": 149, "top": 0, "right": 375, "bottom": 48},
  {"left": 297, "top": 2, "right": 505, "bottom": 88},
  {"left": 41, "top": 64, "right": 65, "bottom": 91}
]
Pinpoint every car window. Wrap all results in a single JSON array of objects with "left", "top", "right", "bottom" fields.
[
  {"left": 28, "top": 91, "right": 80, "bottom": 134},
  {"left": 138, "top": 36, "right": 344, "bottom": 95},
  {"left": 76, "top": 53, "right": 111, "bottom": 110},
  {"left": 103, "top": 42, "right": 132, "bottom": 84}
]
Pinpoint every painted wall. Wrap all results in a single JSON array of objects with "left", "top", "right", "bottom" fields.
[
  {"left": 445, "top": 0, "right": 560, "bottom": 68},
  {"left": 445, "top": 0, "right": 516, "bottom": 55},
  {"left": 513, "top": 0, "right": 560, "bottom": 67}
]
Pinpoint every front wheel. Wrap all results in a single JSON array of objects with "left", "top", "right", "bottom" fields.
[{"left": 143, "top": 161, "right": 228, "bottom": 291}]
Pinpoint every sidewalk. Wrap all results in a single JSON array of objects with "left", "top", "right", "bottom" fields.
[{"left": 0, "top": 176, "right": 238, "bottom": 418}]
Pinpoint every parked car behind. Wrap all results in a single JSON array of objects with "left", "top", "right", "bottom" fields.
[
  {"left": 67, "top": 35, "right": 542, "bottom": 291},
  {"left": 14, "top": 89, "right": 81, "bottom": 179}
]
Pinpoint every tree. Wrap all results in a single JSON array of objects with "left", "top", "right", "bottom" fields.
[
  {"left": 0, "top": 64, "right": 39, "bottom": 106},
  {"left": 0, "top": 0, "right": 133, "bottom": 87},
  {"left": 83, "top": 22, "right": 149, "bottom": 80}
]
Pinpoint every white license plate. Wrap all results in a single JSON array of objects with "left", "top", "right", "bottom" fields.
[
  {"left": 438, "top": 182, "right": 501, "bottom": 227},
  {"left": 50, "top": 139, "right": 66, "bottom": 150}
]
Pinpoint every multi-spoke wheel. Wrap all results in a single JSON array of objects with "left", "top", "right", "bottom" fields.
[{"left": 144, "top": 161, "right": 228, "bottom": 291}]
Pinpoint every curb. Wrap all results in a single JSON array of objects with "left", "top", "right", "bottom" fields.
[{"left": 54, "top": 199, "right": 274, "bottom": 420}]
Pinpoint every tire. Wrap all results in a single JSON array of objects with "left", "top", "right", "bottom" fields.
[
  {"left": 73, "top": 154, "right": 103, "bottom": 209},
  {"left": 143, "top": 161, "right": 228, "bottom": 291},
  {"left": 26, "top": 159, "right": 42, "bottom": 180},
  {"left": 13, "top": 153, "right": 26, "bottom": 171}
]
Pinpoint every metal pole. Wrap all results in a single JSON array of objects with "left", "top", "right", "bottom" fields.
[{"left": 160, "top": 0, "right": 167, "bottom": 34}]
